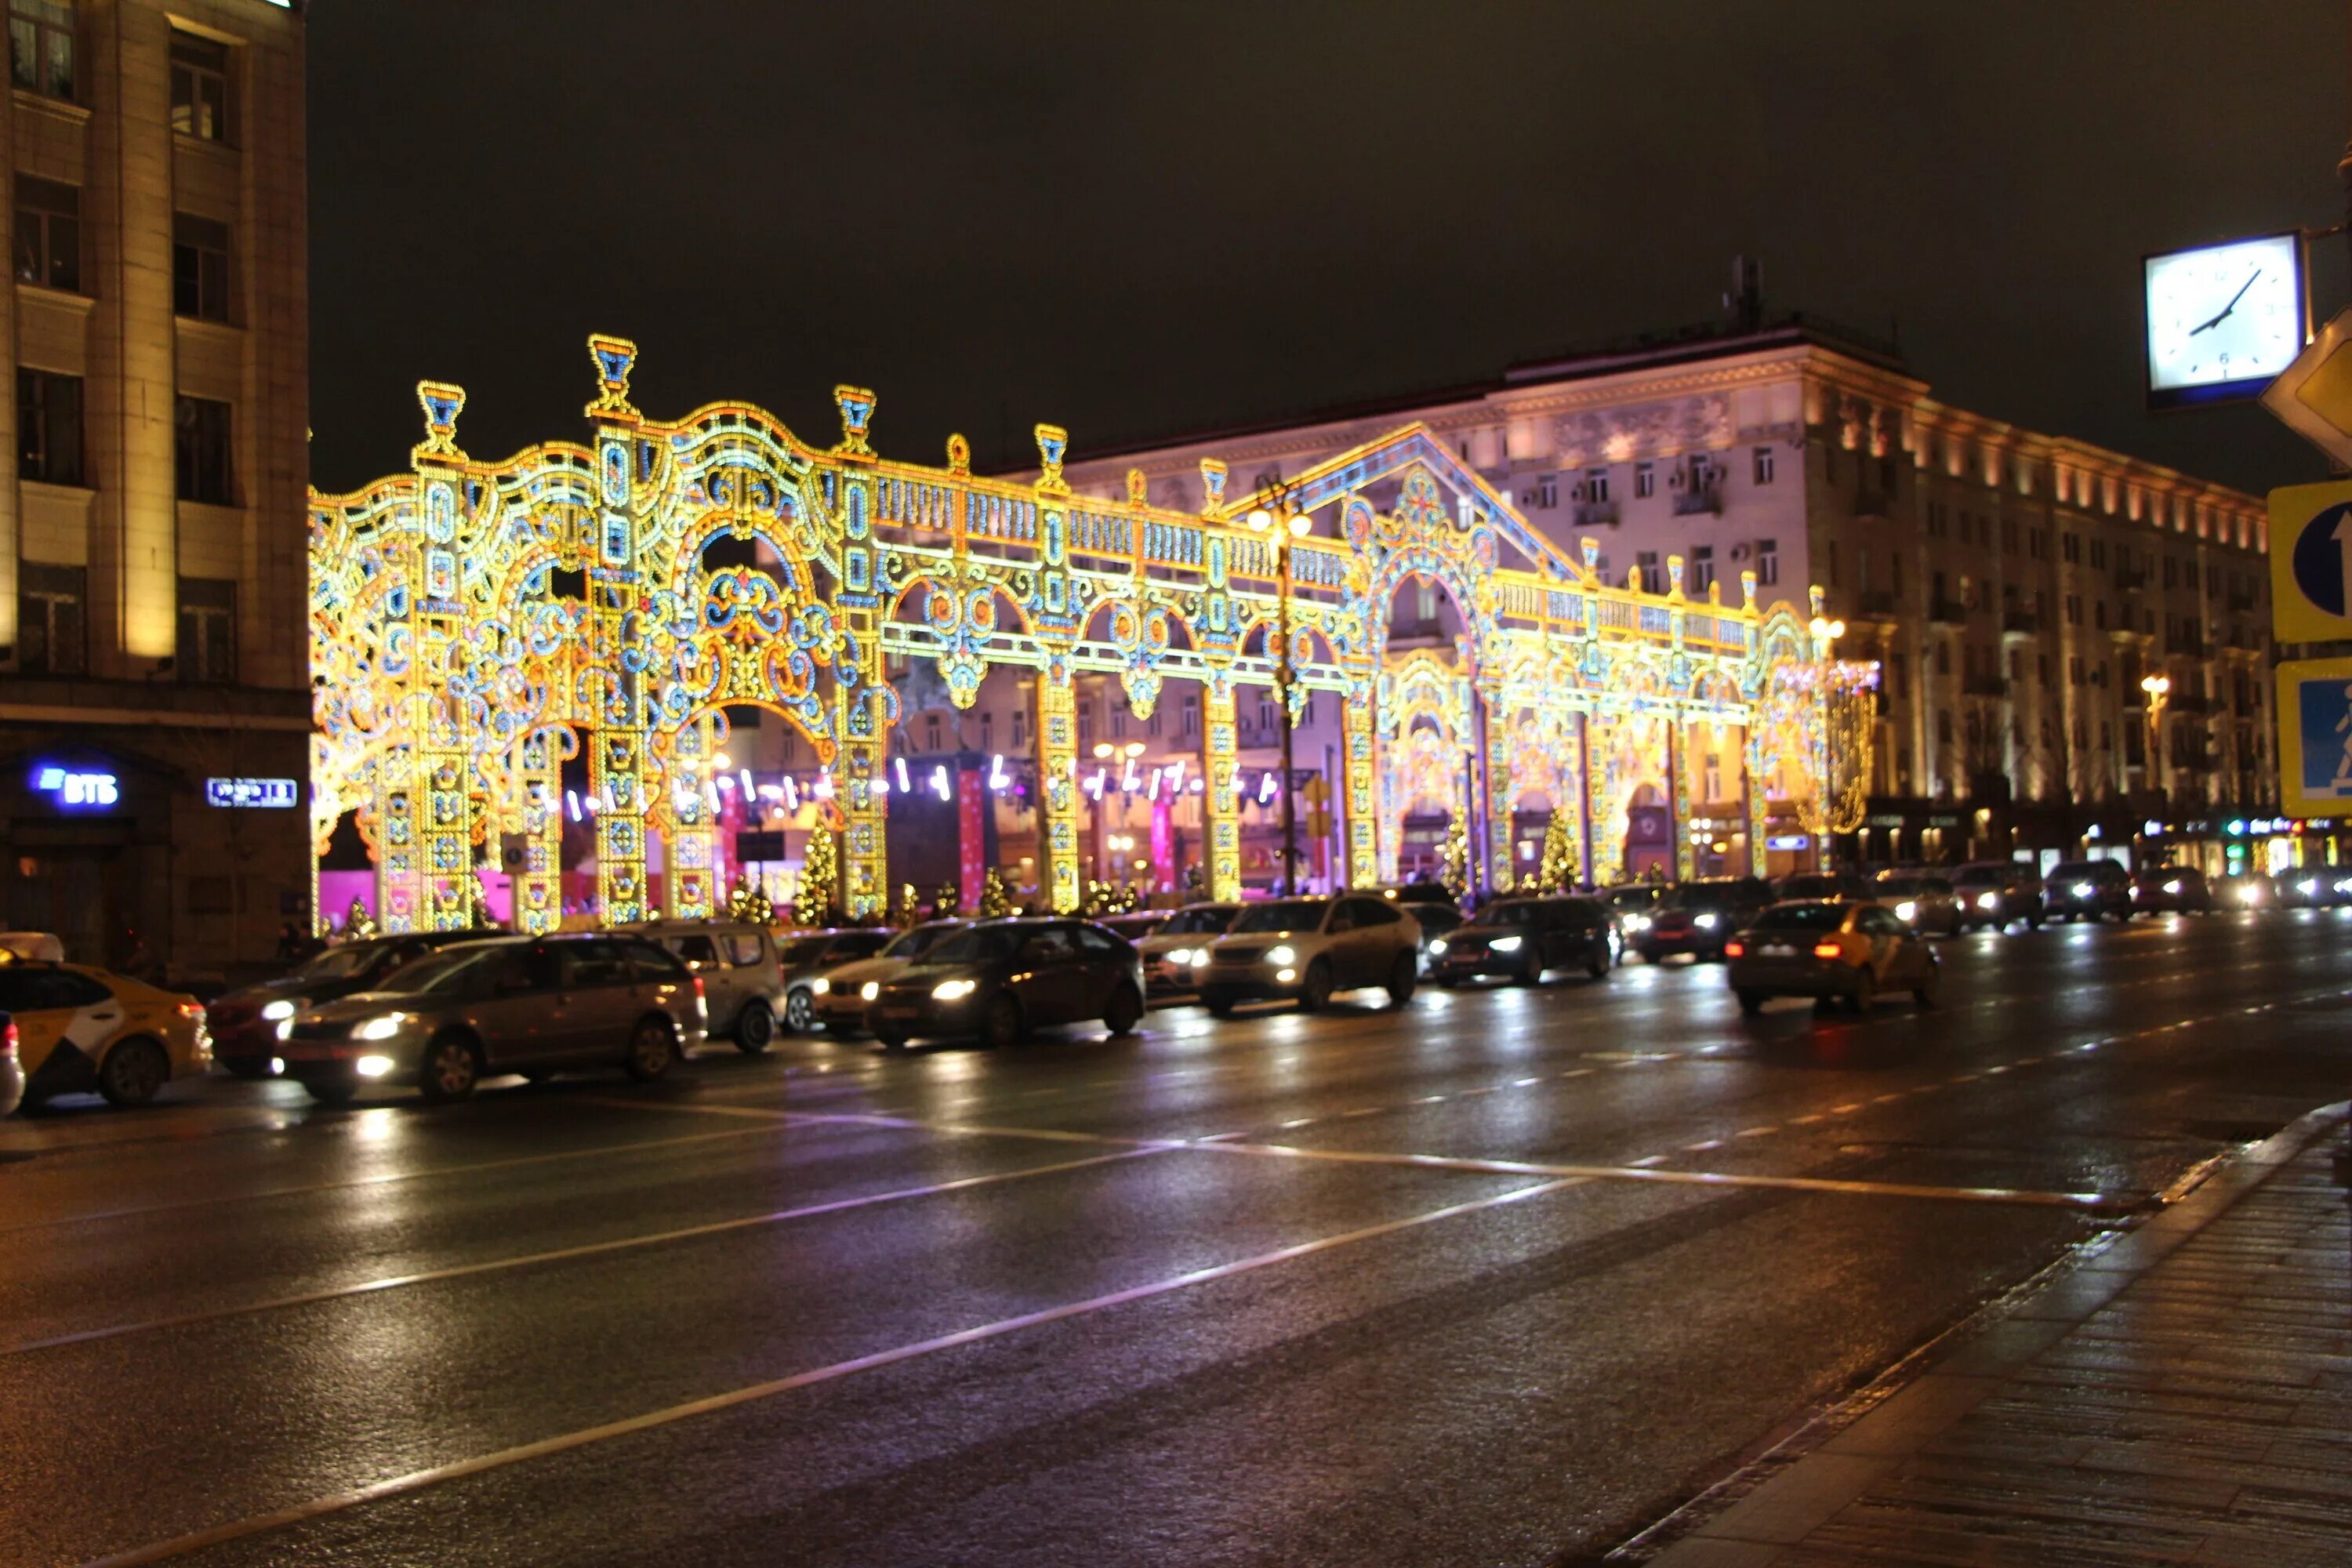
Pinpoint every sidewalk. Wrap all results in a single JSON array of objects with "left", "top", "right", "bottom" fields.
[{"left": 1642, "top": 1103, "right": 2352, "bottom": 1568}]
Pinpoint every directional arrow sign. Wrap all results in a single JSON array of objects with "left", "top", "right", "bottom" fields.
[{"left": 2269, "top": 480, "right": 2352, "bottom": 641}]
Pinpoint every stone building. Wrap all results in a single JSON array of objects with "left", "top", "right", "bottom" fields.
[{"left": 0, "top": 0, "right": 307, "bottom": 975}]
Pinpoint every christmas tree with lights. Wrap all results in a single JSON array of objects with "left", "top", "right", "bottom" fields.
[
  {"left": 343, "top": 897, "right": 377, "bottom": 941},
  {"left": 795, "top": 829, "right": 838, "bottom": 925},
  {"left": 1438, "top": 817, "right": 1468, "bottom": 898},
  {"left": 1538, "top": 810, "right": 1577, "bottom": 891},
  {"left": 728, "top": 875, "right": 775, "bottom": 925},
  {"left": 934, "top": 882, "right": 962, "bottom": 918},
  {"left": 979, "top": 865, "right": 1013, "bottom": 917}
]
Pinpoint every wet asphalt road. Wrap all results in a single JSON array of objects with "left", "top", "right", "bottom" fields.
[{"left": 3, "top": 911, "right": 2350, "bottom": 1568}]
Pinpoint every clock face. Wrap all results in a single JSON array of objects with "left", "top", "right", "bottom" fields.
[{"left": 2145, "top": 234, "right": 2304, "bottom": 406}]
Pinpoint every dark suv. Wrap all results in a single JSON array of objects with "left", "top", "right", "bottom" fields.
[
  {"left": 1633, "top": 878, "right": 1773, "bottom": 963},
  {"left": 278, "top": 934, "right": 708, "bottom": 1105},
  {"left": 1431, "top": 895, "right": 1618, "bottom": 986},
  {"left": 2045, "top": 860, "right": 2132, "bottom": 923}
]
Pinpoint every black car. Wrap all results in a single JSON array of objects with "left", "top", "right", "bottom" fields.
[
  {"left": 2045, "top": 859, "right": 2132, "bottom": 922},
  {"left": 1430, "top": 895, "right": 1617, "bottom": 986},
  {"left": 869, "top": 918, "right": 1146, "bottom": 1051},
  {"left": 1774, "top": 871, "right": 1875, "bottom": 901},
  {"left": 1633, "top": 878, "right": 1773, "bottom": 962},
  {"left": 205, "top": 929, "right": 499, "bottom": 1077}
]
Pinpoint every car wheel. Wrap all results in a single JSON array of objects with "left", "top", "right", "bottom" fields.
[
  {"left": 874, "top": 1028, "right": 908, "bottom": 1052},
  {"left": 1103, "top": 984, "right": 1143, "bottom": 1037},
  {"left": 2027, "top": 913, "right": 2043, "bottom": 930},
  {"left": 1433, "top": 975, "right": 1459, "bottom": 989},
  {"left": 1385, "top": 951, "right": 1417, "bottom": 1007},
  {"left": 97, "top": 1037, "right": 170, "bottom": 1108},
  {"left": 1588, "top": 941, "right": 1611, "bottom": 980},
  {"left": 1512, "top": 955, "right": 1540, "bottom": 986},
  {"left": 1737, "top": 990, "right": 1766, "bottom": 1015},
  {"left": 782, "top": 989, "right": 816, "bottom": 1033},
  {"left": 302, "top": 1076, "right": 356, "bottom": 1106},
  {"left": 1203, "top": 993, "right": 1237, "bottom": 1019},
  {"left": 622, "top": 1018, "right": 677, "bottom": 1083},
  {"left": 1299, "top": 959, "right": 1334, "bottom": 1014},
  {"left": 1850, "top": 969, "right": 1877, "bottom": 1012},
  {"left": 221, "top": 1055, "right": 274, "bottom": 1081},
  {"left": 1913, "top": 962, "right": 1940, "bottom": 1008},
  {"left": 983, "top": 994, "right": 1025, "bottom": 1049},
  {"left": 419, "top": 1033, "right": 481, "bottom": 1105},
  {"left": 735, "top": 1000, "right": 777, "bottom": 1054}
]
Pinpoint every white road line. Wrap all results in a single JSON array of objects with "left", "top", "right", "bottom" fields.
[
  {"left": 3, "top": 1148, "right": 1169, "bottom": 1359},
  {"left": 72, "top": 1177, "right": 1587, "bottom": 1568}
]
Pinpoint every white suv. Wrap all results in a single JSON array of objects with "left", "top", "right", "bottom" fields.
[{"left": 1197, "top": 895, "right": 1422, "bottom": 1016}]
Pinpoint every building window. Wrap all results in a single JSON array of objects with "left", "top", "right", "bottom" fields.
[
  {"left": 8, "top": 0, "right": 73, "bottom": 101},
  {"left": 1826, "top": 539, "right": 1838, "bottom": 587},
  {"left": 169, "top": 30, "right": 230, "bottom": 143},
  {"left": 1528, "top": 474, "right": 1558, "bottom": 510},
  {"left": 172, "top": 214, "right": 231, "bottom": 322},
  {"left": 1634, "top": 461, "right": 1655, "bottom": 499},
  {"left": 1255, "top": 692, "right": 1277, "bottom": 731},
  {"left": 176, "top": 576, "right": 234, "bottom": 682},
  {"left": 1755, "top": 538, "right": 1778, "bottom": 585},
  {"left": 1689, "top": 546, "right": 1715, "bottom": 593},
  {"left": 1584, "top": 467, "right": 1610, "bottom": 504},
  {"left": 1936, "top": 710, "right": 1953, "bottom": 746},
  {"left": 1076, "top": 702, "right": 1093, "bottom": 744},
  {"left": 174, "top": 396, "right": 234, "bottom": 503},
  {"left": 17, "top": 561, "right": 83, "bottom": 674},
  {"left": 2095, "top": 601, "right": 2106, "bottom": 630},
  {"left": 2063, "top": 532, "right": 2080, "bottom": 562},
  {"left": 1181, "top": 692, "right": 1199, "bottom": 738},
  {"left": 1752, "top": 445, "right": 1775, "bottom": 485},
  {"left": 18, "top": 368, "right": 82, "bottom": 486},
  {"left": 1110, "top": 702, "right": 1126, "bottom": 739},
  {"left": 980, "top": 711, "right": 993, "bottom": 751},
  {"left": 1634, "top": 550, "right": 1661, "bottom": 593},
  {"left": 1011, "top": 707, "right": 1027, "bottom": 748},
  {"left": 924, "top": 713, "right": 941, "bottom": 752},
  {"left": 13, "top": 176, "right": 78, "bottom": 292}
]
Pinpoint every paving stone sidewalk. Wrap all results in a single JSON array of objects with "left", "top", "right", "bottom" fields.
[{"left": 1642, "top": 1105, "right": 2352, "bottom": 1568}]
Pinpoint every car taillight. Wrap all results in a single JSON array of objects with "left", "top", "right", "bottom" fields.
[
  {"left": 2, "top": 1019, "right": 15, "bottom": 1060},
  {"left": 176, "top": 1002, "right": 204, "bottom": 1019},
  {"left": 1813, "top": 941, "right": 1842, "bottom": 959},
  {"left": 1722, "top": 939, "right": 1746, "bottom": 958},
  {"left": 692, "top": 975, "right": 706, "bottom": 1004}
]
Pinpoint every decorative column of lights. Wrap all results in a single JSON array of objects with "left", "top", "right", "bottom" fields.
[
  {"left": 1479, "top": 674, "right": 1514, "bottom": 895},
  {"left": 309, "top": 337, "right": 1818, "bottom": 935},
  {"left": 1243, "top": 482, "right": 1312, "bottom": 895},
  {"left": 660, "top": 713, "right": 721, "bottom": 920},
  {"left": 2140, "top": 673, "right": 2171, "bottom": 804},
  {"left": 1796, "top": 610, "right": 1878, "bottom": 866}
]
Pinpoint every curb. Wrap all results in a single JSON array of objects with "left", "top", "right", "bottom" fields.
[{"left": 1613, "top": 1098, "right": 2352, "bottom": 1566}]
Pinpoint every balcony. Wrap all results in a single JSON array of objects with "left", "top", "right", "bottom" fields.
[
  {"left": 2115, "top": 567, "right": 2148, "bottom": 591},
  {"left": 2001, "top": 608, "right": 2038, "bottom": 637},
  {"left": 1929, "top": 597, "right": 1968, "bottom": 625},
  {"left": 1573, "top": 500, "right": 1619, "bottom": 527},
  {"left": 1853, "top": 488, "right": 1893, "bottom": 520},
  {"left": 2169, "top": 632, "right": 2209, "bottom": 659},
  {"left": 1854, "top": 590, "right": 1897, "bottom": 622},
  {"left": 1962, "top": 672, "right": 2008, "bottom": 698},
  {"left": 1671, "top": 485, "right": 1722, "bottom": 517}
]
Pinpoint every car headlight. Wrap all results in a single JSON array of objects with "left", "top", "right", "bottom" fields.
[
  {"left": 1188, "top": 949, "right": 1210, "bottom": 966},
  {"left": 1624, "top": 914, "right": 1651, "bottom": 932},
  {"left": 810, "top": 978, "right": 829, "bottom": 996},
  {"left": 354, "top": 1054, "right": 396, "bottom": 1079},
  {"left": 274, "top": 1019, "right": 292, "bottom": 1041},
  {"left": 860, "top": 981, "right": 880, "bottom": 1001},
  {"left": 1488, "top": 935, "right": 1522, "bottom": 953},
  {"left": 1894, "top": 901, "right": 1918, "bottom": 923},
  {"left": 931, "top": 978, "right": 978, "bottom": 1001},
  {"left": 2299, "top": 878, "right": 2320, "bottom": 896},
  {"left": 1265, "top": 945, "right": 1297, "bottom": 967},
  {"left": 353, "top": 1014, "right": 406, "bottom": 1041},
  {"left": 2238, "top": 884, "right": 2262, "bottom": 904},
  {"left": 2072, "top": 882, "right": 2093, "bottom": 898},
  {"left": 1166, "top": 948, "right": 1193, "bottom": 967},
  {"left": 1693, "top": 913, "right": 1719, "bottom": 931},
  {"left": 1428, "top": 938, "right": 1448, "bottom": 956},
  {"left": 2161, "top": 879, "right": 2181, "bottom": 895},
  {"left": 1976, "top": 892, "right": 1999, "bottom": 910},
  {"left": 260, "top": 998, "right": 297, "bottom": 1022}
]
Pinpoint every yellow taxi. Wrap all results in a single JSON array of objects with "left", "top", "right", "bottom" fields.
[{"left": 0, "top": 956, "right": 211, "bottom": 1109}]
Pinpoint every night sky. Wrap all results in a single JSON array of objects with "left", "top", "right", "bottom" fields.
[{"left": 308, "top": 2, "right": 2349, "bottom": 499}]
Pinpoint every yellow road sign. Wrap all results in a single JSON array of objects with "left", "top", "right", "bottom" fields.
[
  {"left": 2262, "top": 307, "right": 2352, "bottom": 467},
  {"left": 2267, "top": 480, "right": 2352, "bottom": 641},
  {"left": 2275, "top": 656, "right": 2352, "bottom": 816}
]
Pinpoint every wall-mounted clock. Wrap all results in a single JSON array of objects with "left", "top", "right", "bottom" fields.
[{"left": 2145, "top": 232, "right": 2307, "bottom": 410}]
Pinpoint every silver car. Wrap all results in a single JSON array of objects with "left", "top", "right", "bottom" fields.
[
  {"left": 630, "top": 920, "right": 787, "bottom": 1054},
  {"left": 277, "top": 934, "right": 708, "bottom": 1105}
]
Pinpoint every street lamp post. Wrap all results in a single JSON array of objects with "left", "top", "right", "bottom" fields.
[
  {"left": 1246, "top": 492, "right": 1312, "bottom": 895},
  {"left": 2140, "top": 673, "right": 2172, "bottom": 805}
]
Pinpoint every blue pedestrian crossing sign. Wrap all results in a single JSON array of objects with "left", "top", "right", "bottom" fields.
[
  {"left": 2270, "top": 481, "right": 2352, "bottom": 640},
  {"left": 2277, "top": 657, "right": 2352, "bottom": 815}
]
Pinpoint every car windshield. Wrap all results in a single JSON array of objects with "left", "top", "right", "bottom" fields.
[
  {"left": 1751, "top": 904, "right": 1846, "bottom": 931},
  {"left": 1231, "top": 899, "right": 1329, "bottom": 933},
  {"left": 288, "top": 943, "right": 389, "bottom": 983},
  {"left": 1661, "top": 884, "right": 1738, "bottom": 909},
  {"left": 1159, "top": 907, "right": 1235, "bottom": 936},
  {"left": 374, "top": 946, "right": 505, "bottom": 995},
  {"left": 1875, "top": 877, "right": 1926, "bottom": 895},
  {"left": 779, "top": 937, "right": 838, "bottom": 964},
  {"left": 1607, "top": 887, "right": 1662, "bottom": 910},
  {"left": 926, "top": 926, "right": 1028, "bottom": 964},
  {"left": 1778, "top": 875, "right": 1839, "bottom": 898},
  {"left": 1477, "top": 902, "right": 1541, "bottom": 927},
  {"left": 883, "top": 924, "right": 957, "bottom": 960},
  {"left": 1951, "top": 866, "right": 2004, "bottom": 885},
  {"left": 2050, "top": 862, "right": 2103, "bottom": 880}
]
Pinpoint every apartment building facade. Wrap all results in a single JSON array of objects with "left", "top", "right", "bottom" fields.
[
  {"left": 0, "top": 0, "right": 306, "bottom": 973},
  {"left": 1038, "top": 318, "right": 2274, "bottom": 877}
]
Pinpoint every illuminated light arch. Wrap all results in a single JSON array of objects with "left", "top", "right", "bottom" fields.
[{"left": 309, "top": 339, "right": 1864, "bottom": 931}]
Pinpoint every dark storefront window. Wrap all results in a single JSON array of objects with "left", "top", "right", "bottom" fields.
[{"left": 19, "top": 560, "right": 85, "bottom": 674}]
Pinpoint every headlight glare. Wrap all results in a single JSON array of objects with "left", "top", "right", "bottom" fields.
[
  {"left": 1428, "top": 938, "right": 1448, "bottom": 956},
  {"left": 2162, "top": 879, "right": 2181, "bottom": 895},
  {"left": 1894, "top": 901, "right": 1918, "bottom": 923},
  {"left": 810, "top": 978, "right": 829, "bottom": 995},
  {"left": 260, "top": 999, "right": 296, "bottom": 1022},
  {"left": 354, "top": 1054, "right": 396, "bottom": 1079},
  {"left": 1265, "top": 945, "right": 1296, "bottom": 967},
  {"left": 1489, "top": 935, "right": 1523, "bottom": 953},
  {"left": 931, "top": 978, "right": 978, "bottom": 1001},
  {"left": 1976, "top": 892, "right": 1998, "bottom": 909},
  {"left": 860, "top": 981, "right": 880, "bottom": 1001},
  {"left": 1693, "top": 913, "right": 1719, "bottom": 930},
  {"left": 2073, "top": 882, "right": 2093, "bottom": 897},
  {"left": 354, "top": 1014, "right": 405, "bottom": 1041}
]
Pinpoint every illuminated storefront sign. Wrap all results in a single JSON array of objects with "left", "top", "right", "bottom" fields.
[
  {"left": 31, "top": 765, "right": 118, "bottom": 808},
  {"left": 205, "top": 778, "right": 299, "bottom": 809}
]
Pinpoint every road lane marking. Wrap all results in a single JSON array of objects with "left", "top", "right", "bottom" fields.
[
  {"left": 72, "top": 1176, "right": 1588, "bottom": 1568},
  {"left": 0, "top": 1123, "right": 797, "bottom": 1235},
  {"left": 2, "top": 1146, "right": 1173, "bottom": 1359}
]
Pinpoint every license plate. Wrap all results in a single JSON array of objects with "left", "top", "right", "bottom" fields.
[
  {"left": 1759, "top": 944, "right": 1795, "bottom": 956},
  {"left": 878, "top": 1005, "right": 918, "bottom": 1020}
]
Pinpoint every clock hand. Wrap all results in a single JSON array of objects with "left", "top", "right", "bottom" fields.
[{"left": 2188, "top": 268, "right": 2262, "bottom": 336}]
